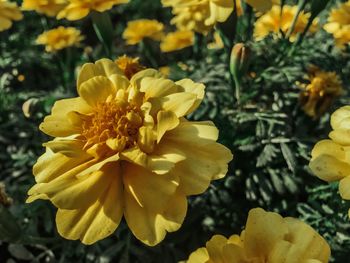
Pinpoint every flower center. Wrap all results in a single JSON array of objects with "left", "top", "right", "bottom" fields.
[{"left": 81, "top": 100, "right": 143, "bottom": 152}]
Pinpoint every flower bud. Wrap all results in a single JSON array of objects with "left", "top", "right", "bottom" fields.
[
  {"left": 230, "top": 43, "right": 251, "bottom": 80},
  {"left": 22, "top": 98, "right": 39, "bottom": 118}
]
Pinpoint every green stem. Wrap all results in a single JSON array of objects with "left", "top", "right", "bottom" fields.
[
  {"left": 285, "top": 0, "right": 307, "bottom": 39},
  {"left": 91, "top": 11, "right": 114, "bottom": 57},
  {"left": 233, "top": 75, "right": 242, "bottom": 105},
  {"left": 140, "top": 40, "right": 158, "bottom": 68}
]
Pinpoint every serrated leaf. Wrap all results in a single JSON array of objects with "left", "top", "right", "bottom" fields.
[{"left": 280, "top": 143, "right": 297, "bottom": 173}]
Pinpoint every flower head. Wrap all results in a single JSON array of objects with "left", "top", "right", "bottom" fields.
[
  {"left": 0, "top": 0, "right": 23, "bottom": 32},
  {"left": 324, "top": 1, "right": 350, "bottom": 48},
  {"left": 310, "top": 106, "right": 350, "bottom": 217},
  {"left": 27, "top": 59, "right": 233, "bottom": 246},
  {"left": 22, "top": 0, "right": 67, "bottom": 17},
  {"left": 187, "top": 208, "right": 330, "bottom": 263},
  {"left": 254, "top": 5, "right": 318, "bottom": 41},
  {"left": 115, "top": 55, "right": 145, "bottom": 79},
  {"left": 57, "top": 0, "right": 129, "bottom": 20},
  {"left": 123, "top": 19, "right": 164, "bottom": 45},
  {"left": 299, "top": 66, "right": 343, "bottom": 118},
  {"left": 160, "top": 30, "right": 194, "bottom": 53},
  {"left": 36, "top": 26, "right": 84, "bottom": 52}
]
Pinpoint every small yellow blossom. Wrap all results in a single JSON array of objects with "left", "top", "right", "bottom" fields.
[
  {"left": 187, "top": 208, "right": 330, "bottom": 263},
  {"left": 324, "top": 1, "right": 350, "bottom": 48},
  {"left": 207, "top": 32, "right": 224, "bottom": 49},
  {"left": 36, "top": 26, "right": 84, "bottom": 52},
  {"left": 17, "top": 74, "right": 25, "bottom": 82},
  {"left": 310, "top": 106, "right": 350, "bottom": 218},
  {"left": 0, "top": 0, "right": 23, "bottom": 32},
  {"left": 115, "top": 55, "right": 145, "bottom": 79},
  {"left": 161, "top": 30, "right": 194, "bottom": 53},
  {"left": 254, "top": 5, "right": 318, "bottom": 41},
  {"left": 57, "top": 0, "right": 129, "bottom": 20},
  {"left": 26, "top": 59, "right": 233, "bottom": 246},
  {"left": 162, "top": 0, "right": 272, "bottom": 34},
  {"left": 159, "top": 66, "right": 170, "bottom": 77},
  {"left": 299, "top": 66, "right": 343, "bottom": 119},
  {"left": 22, "top": 0, "right": 67, "bottom": 17},
  {"left": 123, "top": 19, "right": 164, "bottom": 45}
]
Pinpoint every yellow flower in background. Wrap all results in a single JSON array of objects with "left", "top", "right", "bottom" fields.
[
  {"left": 57, "top": 0, "right": 129, "bottom": 20},
  {"left": 26, "top": 59, "right": 233, "bottom": 246},
  {"left": 0, "top": 0, "right": 23, "bottom": 32},
  {"left": 115, "top": 55, "right": 145, "bottom": 79},
  {"left": 162, "top": 0, "right": 272, "bottom": 34},
  {"left": 207, "top": 32, "right": 224, "bottom": 49},
  {"left": 299, "top": 66, "right": 343, "bottom": 119},
  {"left": 324, "top": 1, "right": 350, "bottom": 48},
  {"left": 310, "top": 106, "right": 350, "bottom": 217},
  {"left": 160, "top": 30, "right": 194, "bottom": 53},
  {"left": 22, "top": 0, "right": 67, "bottom": 17},
  {"left": 187, "top": 208, "right": 330, "bottom": 263},
  {"left": 36, "top": 26, "right": 84, "bottom": 52},
  {"left": 254, "top": 5, "right": 318, "bottom": 41},
  {"left": 123, "top": 19, "right": 164, "bottom": 45},
  {"left": 159, "top": 66, "right": 170, "bottom": 77}
]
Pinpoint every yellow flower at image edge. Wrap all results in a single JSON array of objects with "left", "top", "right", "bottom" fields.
[
  {"left": 22, "top": 0, "right": 66, "bottom": 17},
  {"left": 26, "top": 59, "right": 233, "bottom": 246},
  {"left": 187, "top": 208, "right": 330, "bottom": 263},
  {"left": 0, "top": 0, "right": 23, "bottom": 32},
  {"left": 254, "top": 5, "right": 318, "bottom": 41},
  {"left": 161, "top": 30, "right": 194, "bottom": 53},
  {"left": 36, "top": 26, "right": 84, "bottom": 52},
  {"left": 57, "top": 0, "right": 129, "bottom": 20},
  {"left": 123, "top": 19, "right": 164, "bottom": 45},
  {"left": 324, "top": 1, "right": 350, "bottom": 48},
  {"left": 299, "top": 66, "right": 343, "bottom": 118},
  {"left": 310, "top": 106, "right": 350, "bottom": 217}
]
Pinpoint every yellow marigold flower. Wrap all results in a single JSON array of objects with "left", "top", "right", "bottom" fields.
[
  {"left": 162, "top": 0, "right": 271, "bottom": 34},
  {"left": 115, "top": 55, "right": 145, "bottom": 80},
  {"left": 36, "top": 26, "right": 84, "bottom": 52},
  {"left": 187, "top": 208, "right": 331, "bottom": 263},
  {"left": 22, "top": 0, "right": 66, "bottom": 17},
  {"left": 0, "top": 0, "right": 23, "bottom": 32},
  {"left": 254, "top": 5, "right": 318, "bottom": 41},
  {"left": 310, "top": 106, "right": 350, "bottom": 217},
  {"left": 161, "top": 30, "right": 194, "bottom": 53},
  {"left": 57, "top": 0, "right": 129, "bottom": 20},
  {"left": 123, "top": 19, "right": 164, "bottom": 45},
  {"left": 26, "top": 59, "right": 233, "bottom": 246},
  {"left": 324, "top": 1, "right": 350, "bottom": 48},
  {"left": 299, "top": 66, "right": 343, "bottom": 119}
]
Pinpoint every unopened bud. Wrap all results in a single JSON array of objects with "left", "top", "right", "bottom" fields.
[
  {"left": 230, "top": 43, "right": 251, "bottom": 80},
  {"left": 22, "top": 98, "right": 39, "bottom": 118},
  {"left": 0, "top": 183, "right": 12, "bottom": 207}
]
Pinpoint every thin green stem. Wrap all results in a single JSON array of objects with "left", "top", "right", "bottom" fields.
[{"left": 91, "top": 12, "right": 114, "bottom": 57}]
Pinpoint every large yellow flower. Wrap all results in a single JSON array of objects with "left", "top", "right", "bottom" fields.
[
  {"left": 254, "top": 5, "right": 318, "bottom": 41},
  {"left": 299, "top": 66, "right": 343, "bottom": 119},
  {"left": 26, "top": 59, "right": 233, "bottom": 246},
  {"left": 36, "top": 26, "right": 84, "bottom": 52},
  {"left": 57, "top": 0, "right": 129, "bottom": 20},
  {"left": 160, "top": 30, "right": 194, "bottom": 53},
  {"left": 22, "top": 0, "right": 67, "bottom": 17},
  {"left": 0, "top": 0, "right": 23, "bottom": 32},
  {"left": 324, "top": 1, "right": 350, "bottom": 48},
  {"left": 162, "top": 0, "right": 272, "bottom": 34},
  {"left": 187, "top": 208, "right": 330, "bottom": 263},
  {"left": 123, "top": 19, "right": 164, "bottom": 45},
  {"left": 310, "top": 106, "right": 350, "bottom": 217}
]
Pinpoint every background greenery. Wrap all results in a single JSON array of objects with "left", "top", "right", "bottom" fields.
[{"left": 1, "top": 0, "right": 350, "bottom": 262}]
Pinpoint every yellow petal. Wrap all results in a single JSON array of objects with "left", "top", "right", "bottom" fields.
[
  {"left": 187, "top": 248, "right": 210, "bottom": 263},
  {"left": 329, "top": 129, "right": 350, "bottom": 146},
  {"left": 43, "top": 139, "right": 86, "bottom": 158},
  {"left": 330, "top": 106, "right": 350, "bottom": 130},
  {"left": 311, "top": 140, "right": 346, "bottom": 161},
  {"left": 309, "top": 155, "right": 350, "bottom": 182},
  {"left": 78, "top": 76, "right": 116, "bottom": 107},
  {"left": 57, "top": 7, "right": 90, "bottom": 20},
  {"left": 222, "top": 243, "right": 246, "bottom": 263},
  {"left": 108, "top": 74, "right": 130, "bottom": 90},
  {"left": 157, "top": 110, "right": 179, "bottom": 143},
  {"left": 137, "top": 126, "right": 156, "bottom": 153},
  {"left": 205, "top": 235, "right": 228, "bottom": 263},
  {"left": 206, "top": 0, "right": 233, "bottom": 26},
  {"left": 339, "top": 176, "right": 350, "bottom": 200},
  {"left": 122, "top": 163, "right": 179, "bottom": 211},
  {"left": 77, "top": 58, "right": 122, "bottom": 88},
  {"left": 56, "top": 163, "right": 123, "bottom": 245},
  {"left": 130, "top": 68, "right": 162, "bottom": 89},
  {"left": 175, "top": 79, "right": 205, "bottom": 114},
  {"left": 158, "top": 92, "right": 198, "bottom": 117},
  {"left": 245, "top": 0, "right": 272, "bottom": 12},
  {"left": 140, "top": 77, "right": 179, "bottom": 100}
]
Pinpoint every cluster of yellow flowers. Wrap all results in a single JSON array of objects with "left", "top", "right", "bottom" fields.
[
  {"left": 0, "top": 0, "right": 23, "bottom": 32},
  {"left": 188, "top": 208, "right": 330, "bottom": 263}
]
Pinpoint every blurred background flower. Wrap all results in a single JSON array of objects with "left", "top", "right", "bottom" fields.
[{"left": 0, "top": 0, "right": 23, "bottom": 32}]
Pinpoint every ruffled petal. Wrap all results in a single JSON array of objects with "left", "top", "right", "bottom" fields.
[
  {"left": 339, "top": 176, "right": 350, "bottom": 200},
  {"left": 187, "top": 248, "right": 210, "bottom": 263}
]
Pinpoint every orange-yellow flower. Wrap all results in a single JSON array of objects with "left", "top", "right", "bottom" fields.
[
  {"left": 324, "top": 1, "right": 350, "bottom": 48},
  {"left": 254, "top": 5, "right": 318, "bottom": 41},
  {"left": 22, "top": 0, "right": 67, "bottom": 17},
  {"left": 299, "top": 66, "right": 343, "bottom": 119},
  {"left": 123, "top": 19, "right": 164, "bottom": 45},
  {"left": 57, "top": 0, "right": 129, "bottom": 20},
  {"left": 36, "top": 26, "right": 84, "bottom": 52},
  {"left": 26, "top": 59, "right": 233, "bottom": 246},
  {"left": 160, "top": 30, "right": 194, "bottom": 52},
  {"left": 187, "top": 208, "right": 330, "bottom": 263},
  {"left": 310, "top": 106, "right": 350, "bottom": 218},
  {"left": 115, "top": 55, "right": 145, "bottom": 79},
  {"left": 0, "top": 0, "right": 23, "bottom": 32}
]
